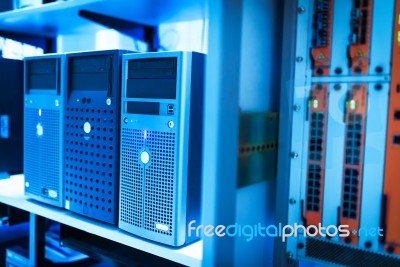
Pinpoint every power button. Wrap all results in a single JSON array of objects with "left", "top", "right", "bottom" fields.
[{"left": 168, "top": 121, "right": 174, "bottom": 128}]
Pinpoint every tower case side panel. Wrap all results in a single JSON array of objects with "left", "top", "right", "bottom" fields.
[
  {"left": 184, "top": 52, "right": 205, "bottom": 244},
  {"left": 0, "top": 59, "right": 23, "bottom": 177}
]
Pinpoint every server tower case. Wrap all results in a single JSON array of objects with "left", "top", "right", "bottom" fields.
[
  {"left": 24, "top": 54, "right": 65, "bottom": 207},
  {"left": 0, "top": 58, "right": 23, "bottom": 178},
  {"left": 119, "top": 52, "right": 204, "bottom": 246},
  {"left": 64, "top": 50, "right": 132, "bottom": 224}
]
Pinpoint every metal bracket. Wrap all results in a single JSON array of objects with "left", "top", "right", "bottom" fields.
[
  {"left": 0, "top": 30, "right": 56, "bottom": 54},
  {"left": 78, "top": 10, "right": 159, "bottom": 52}
]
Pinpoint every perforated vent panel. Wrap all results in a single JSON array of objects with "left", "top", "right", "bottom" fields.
[
  {"left": 24, "top": 108, "right": 61, "bottom": 201},
  {"left": 145, "top": 131, "right": 175, "bottom": 236},
  {"left": 120, "top": 128, "right": 176, "bottom": 237},
  {"left": 345, "top": 113, "right": 362, "bottom": 165},
  {"left": 306, "top": 237, "right": 400, "bottom": 267},
  {"left": 342, "top": 168, "right": 359, "bottom": 219},
  {"left": 120, "top": 128, "right": 144, "bottom": 228},
  {"left": 64, "top": 104, "right": 118, "bottom": 224}
]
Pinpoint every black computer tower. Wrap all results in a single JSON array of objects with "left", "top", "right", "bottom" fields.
[
  {"left": 0, "top": 58, "right": 23, "bottom": 178},
  {"left": 63, "top": 50, "right": 132, "bottom": 224}
]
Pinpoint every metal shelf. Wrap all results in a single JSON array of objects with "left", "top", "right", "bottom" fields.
[
  {"left": 0, "top": 0, "right": 206, "bottom": 37},
  {"left": 0, "top": 175, "right": 202, "bottom": 267}
]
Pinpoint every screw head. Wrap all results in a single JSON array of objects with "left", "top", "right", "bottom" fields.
[
  {"left": 387, "top": 246, "right": 395, "bottom": 253},
  {"left": 375, "top": 66, "right": 383, "bottom": 74},
  {"left": 289, "top": 198, "right": 296, "bottom": 204},
  {"left": 297, "top": 6, "right": 305, "bottom": 14},
  {"left": 334, "top": 84, "right": 341, "bottom": 91},
  {"left": 293, "top": 105, "right": 301, "bottom": 112},
  {"left": 334, "top": 67, "right": 342, "bottom": 74},
  {"left": 375, "top": 84, "right": 382, "bottom": 91},
  {"left": 291, "top": 152, "right": 299, "bottom": 159},
  {"left": 296, "top": 57, "right": 303, "bottom": 62}
]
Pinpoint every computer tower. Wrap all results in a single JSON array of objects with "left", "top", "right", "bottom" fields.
[
  {"left": 64, "top": 49, "right": 132, "bottom": 224},
  {"left": 0, "top": 58, "right": 23, "bottom": 179},
  {"left": 24, "top": 54, "right": 65, "bottom": 207},
  {"left": 118, "top": 52, "right": 205, "bottom": 246}
]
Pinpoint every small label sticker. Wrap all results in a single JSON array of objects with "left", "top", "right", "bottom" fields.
[
  {"left": 48, "top": 190, "right": 58, "bottom": 198},
  {"left": 65, "top": 200, "right": 70, "bottom": 210},
  {"left": 0, "top": 115, "right": 9, "bottom": 139},
  {"left": 155, "top": 223, "right": 169, "bottom": 232}
]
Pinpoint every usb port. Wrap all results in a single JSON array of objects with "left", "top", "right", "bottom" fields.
[
  {"left": 167, "top": 104, "right": 174, "bottom": 115},
  {"left": 393, "top": 135, "right": 400, "bottom": 145},
  {"left": 42, "top": 187, "right": 48, "bottom": 196}
]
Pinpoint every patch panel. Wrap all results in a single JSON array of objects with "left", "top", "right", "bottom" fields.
[
  {"left": 383, "top": 0, "right": 400, "bottom": 255},
  {"left": 310, "top": 0, "right": 333, "bottom": 76},
  {"left": 347, "top": 0, "right": 373, "bottom": 74},
  {"left": 278, "top": 0, "right": 398, "bottom": 265},
  {"left": 339, "top": 84, "right": 367, "bottom": 245},
  {"left": 304, "top": 84, "right": 328, "bottom": 227}
]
